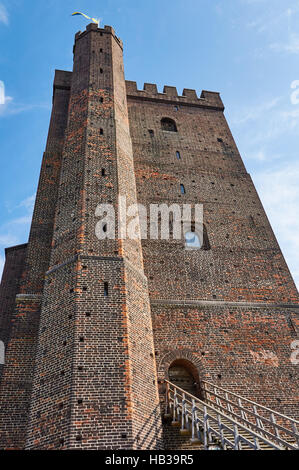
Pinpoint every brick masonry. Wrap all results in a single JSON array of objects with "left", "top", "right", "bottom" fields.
[{"left": 0, "top": 23, "right": 298, "bottom": 450}]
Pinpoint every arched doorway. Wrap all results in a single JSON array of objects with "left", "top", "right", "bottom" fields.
[{"left": 168, "top": 359, "right": 201, "bottom": 398}]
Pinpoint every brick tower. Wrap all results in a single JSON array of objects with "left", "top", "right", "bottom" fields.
[{"left": 0, "top": 23, "right": 298, "bottom": 450}]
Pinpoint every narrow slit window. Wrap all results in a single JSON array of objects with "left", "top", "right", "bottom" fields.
[
  {"left": 103, "top": 223, "right": 107, "bottom": 233},
  {"left": 101, "top": 168, "right": 106, "bottom": 176},
  {"left": 104, "top": 282, "right": 109, "bottom": 297},
  {"left": 100, "top": 97, "right": 104, "bottom": 103},
  {"left": 176, "top": 151, "right": 181, "bottom": 160},
  {"left": 180, "top": 184, "right": 186, "bottom": 194},
  {"left": 100, "top": 128, "right": 104, "bottom": 135},
  {"left": 100, "top": 68, "right": 103, "bottom": 74}
]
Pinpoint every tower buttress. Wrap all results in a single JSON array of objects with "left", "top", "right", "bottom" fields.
[{"left": 25, "top": 24, "right": 162, "bottom": 450}]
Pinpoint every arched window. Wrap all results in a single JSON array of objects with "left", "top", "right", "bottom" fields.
[
  {"left": 161, "top": 117, "right": 177, "bottom": 132},
  {"left": 176, "top": 151, "right": 181, "bottom": 160},
  {"left": 185, "top": 231, "right": 202, "bottom": 249},
  {"left": 180, "top": 184, "right": 186, "bottom": 194}
]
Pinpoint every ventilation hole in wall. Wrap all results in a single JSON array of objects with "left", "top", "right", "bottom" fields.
[
  {"left": 59, "top": 403, "right": 64, "bottom": 409},
  {"left": 100, "top": 47, "right": 103, "bottom": 52},
  {"left": 78, "top": 366, "right": 83, "bottom": 371},
  {"left": 86, "top": 312, "right": 91, "bottom": 317},
  {"left": 148, "top": 129, "right": 154, "bottom": 136},
  {"left": 201, "top": 352, "right": 205, "bottom": 356},
  {"left": 100, "top": 97, "right": 104, "bottom": 103},
  {"left": 61, "top": 371, "right": 65, "bottom": 376},
  {"left": 100, "top": 68, "right": 103, "bottom": 73},
  {"left": 76, "top": 435, "right": 82, "bottom": 441},
  {"left": 79, "top": 337, "right": 84, "bottom": 342},
  {"left": 68, "top": 314, "right": 73, "bottom": 320},
  {"left": 78, "top": 399, "right": 83, "bottom": 405},
  {"left": 82, "top": 266, "right": 87, "bottom": 270},
  {"left": 100, "top": 128, "right": 104, "bottom": 135},
  {"left": 60, "top": 439, "right": 65, "bottom": 446},
  {"left": 217, "top": 138, "right": 223, "bottom": 142},
  {"left": 121, "top": 434, "right": 127, "bottom": 439},
  {"left": 69, "top": 288, "right": 74, "bottom": 293},
  {"left": 217, "top": 374, "right": 222, "bottom": 379},
  {"left": 63, "top": 341, "right": 67, "bottom": 346},
  {"left": 101, "top": 168, "right": 106, "bottom": 176},
  {"left": 104, "top": 282, "right": 109, "bottom": 297}
]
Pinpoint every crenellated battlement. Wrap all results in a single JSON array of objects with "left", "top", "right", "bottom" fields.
[
  {"left": 125, "top": 81, "right": 224, "bottom": 110},
  {"left": 74, "top": 23, "right": 123, "bottom": 49}
]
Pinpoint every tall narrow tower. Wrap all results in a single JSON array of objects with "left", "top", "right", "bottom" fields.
[
  {"left": 0, "top": 22, "right": 298, "bottom": 451},
  {"left": 0, "top": 24, "right": 162, "bottom": 450}
]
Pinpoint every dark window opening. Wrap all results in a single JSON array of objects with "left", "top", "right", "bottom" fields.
[
  {"left": 176, "top": 151, "right": 181, "bottom": 160},
  {"left": 174, "top": 106, "right": 179, "bottom": 111},
  {"left": 101, "top": 168, "right": 106, "bottom": 176},
  {"left": 100, "top": 97, "right": 104, "bottom": 103},
  {"left": 100, "top": 128, "right": 104, "bottom": 135},
  {"left": 104, "top": 282, "right": 109, "bottom": 297},
  {"left": 217, "top": 138, "right": 223, "bottom": 143},
  {"left": 180, "top": 184, "right": 186, "bottom": 194},
  {"left": 100, "top": 68, "right": 103, "bottom": 74},
  {"left": 161, "top": 117, "right": 177, "bottom": 132},
  {"left": 103, "top": 223, "right": 107, "bottom": 233},
  {"left": 148, "top": 129, "right": 154, "bottom": 136}
]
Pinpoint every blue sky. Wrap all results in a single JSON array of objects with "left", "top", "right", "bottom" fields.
[{"left": 0, "top": 0, "right": 298, "bottom": 289}]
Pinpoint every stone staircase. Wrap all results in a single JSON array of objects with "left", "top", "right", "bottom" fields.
[{"left": 164, "top": 380, "right": 299, "bottom": 450}]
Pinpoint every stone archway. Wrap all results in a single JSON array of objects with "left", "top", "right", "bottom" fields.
[
  {"left": 158, "top": 349, "right": 205, "bottom": 399},
  {"left": 168, "top": 359, "right": 199, "bottom": 396}
]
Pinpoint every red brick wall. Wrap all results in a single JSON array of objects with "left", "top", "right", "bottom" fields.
[
  {"left": 127, "top": 85, "right": 299, "bottom": 423},
  {"left": 0, "top": 70, "right": 71, "bottom": 449},
  {"left": 25, "top": 24, "right": 162, "bottom": 450},
  {"left": 0, "top": 244, "right": 27, "bottom": 381}
]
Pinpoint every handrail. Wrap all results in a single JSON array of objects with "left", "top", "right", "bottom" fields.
[
  {"left": 202, "top": 380, "right": 299, "bottom": 425},
  {"left": 201, "top": 380, "right": 299, "bottom": 448},
  {"left": 166, "top": 383, "right": 292, "bottom": 449},
  {"left": 202, "top": 387, "right": 296, "bottom": 437},
  {"left": 165, "top": 380, "right": 299, "bottom": 450}
]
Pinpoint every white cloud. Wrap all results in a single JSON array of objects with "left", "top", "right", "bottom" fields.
[
  {"left": 0, "top": 194, "right": 35, "bottom": 279},
  {"left": 253, "top": 163, "right": 299, "bottom": 290},
  {"left": 231, "top": 97, "right": 281, "bottom": 126},
  {"left": 0, "top": 254, "right": 4, "bottom": 282},
  {"left": 18, "top": 194, "right": 35, "bottom": 212},
  {"left": 270, "top": 33, "right": 299, "bottom": 54},
  {"left": 0, "top": 3, "right": 8, "bottom": 25}
]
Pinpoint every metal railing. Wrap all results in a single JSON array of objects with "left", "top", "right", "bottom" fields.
[
  {"left": 201, "top": 381, "right": 299, "bottom": 449},
  {"left": 165, "top": 380, "right": 299, "bottom": 450}
]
